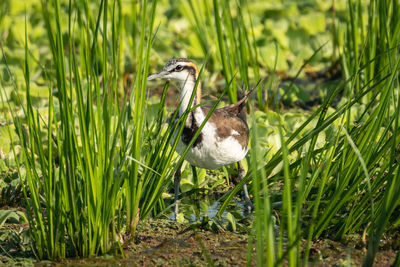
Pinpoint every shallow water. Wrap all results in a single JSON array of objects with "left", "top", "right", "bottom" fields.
[{"left": 165, "top": 193, "right": 251, "bottom": 224}]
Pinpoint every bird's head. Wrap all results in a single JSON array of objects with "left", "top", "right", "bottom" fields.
[{"left": 147, "top": 58, "right": 198, "bottom": 83}]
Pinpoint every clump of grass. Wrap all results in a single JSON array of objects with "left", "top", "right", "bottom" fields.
[
  {"left": 217, "top": 0, "right": 399, "bottom": 266},
  {"left": 1, "top": 0, "right": 169, "bottom": 260},
  {"left": 238, "top": 48, "right": 399, "bottom": 266},
  {"left": 4, "top": 0, "right": 132, "bottom": 258}
]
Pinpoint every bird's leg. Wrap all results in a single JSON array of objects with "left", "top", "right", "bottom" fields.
[
  {"left": 191, "top": 165, "right": 198, "bottom": 188},
  {"left": 174, "top": 163, "right": 182, "bottom": 219},
  {"left": 238, "top": 161, "right": 253, "bottom": 213}
]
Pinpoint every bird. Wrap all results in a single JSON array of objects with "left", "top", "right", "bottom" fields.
[{"left": 147, "top": 58, "right": 254, "bottom": 218}]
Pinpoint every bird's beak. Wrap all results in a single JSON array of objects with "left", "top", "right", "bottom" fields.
[{"left": 147, "top": 70, "right": 168, "bottom": 81}]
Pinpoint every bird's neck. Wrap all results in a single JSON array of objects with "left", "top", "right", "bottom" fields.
[{"left": 179, "top": 77, "right": 201, "bottom": 117}]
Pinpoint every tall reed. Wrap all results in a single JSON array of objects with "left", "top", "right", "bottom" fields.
[{"left": 124, "top": 0, "right": 158, "bottom": 237}]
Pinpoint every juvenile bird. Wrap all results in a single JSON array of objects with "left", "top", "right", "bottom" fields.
[{"left": 148, "top": 58, "right": 253, "bottom": 217}]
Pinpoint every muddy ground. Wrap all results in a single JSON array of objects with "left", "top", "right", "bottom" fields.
[{"left": 0, "top": 219, "right": 386, "bottom": 266}]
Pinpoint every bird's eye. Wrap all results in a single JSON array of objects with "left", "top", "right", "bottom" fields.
[{"left": 175, "top": 65, "right": 183, "bottom": 71}]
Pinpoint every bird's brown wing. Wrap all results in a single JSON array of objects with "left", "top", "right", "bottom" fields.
[{"left": 201, "top": 107, "right": 250, "bottom": 148}]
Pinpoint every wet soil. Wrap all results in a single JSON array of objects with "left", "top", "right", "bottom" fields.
[
  {"left": 127, "top": 219, "right": 252, "bottom": 266},
  {"left": 19, "top": 219, "right": 250, "bottom": 267},
  {"left": 308, "top": 238, "right": 397, "bottom": 266},
  {"left": 3, "top": 219, "right": 388, "bottom": 266}
]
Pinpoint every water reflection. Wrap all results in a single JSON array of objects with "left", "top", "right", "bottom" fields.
[{"left": 167, "top": 194, "right": 249, "bottom": 223}]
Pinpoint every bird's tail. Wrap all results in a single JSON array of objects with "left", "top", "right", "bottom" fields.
[
  {"left": 236, "top": 80, "right": 261, "bottom": 121},
  {"left": 221, "top": 80, "right": 261, "bottom": 121}
]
